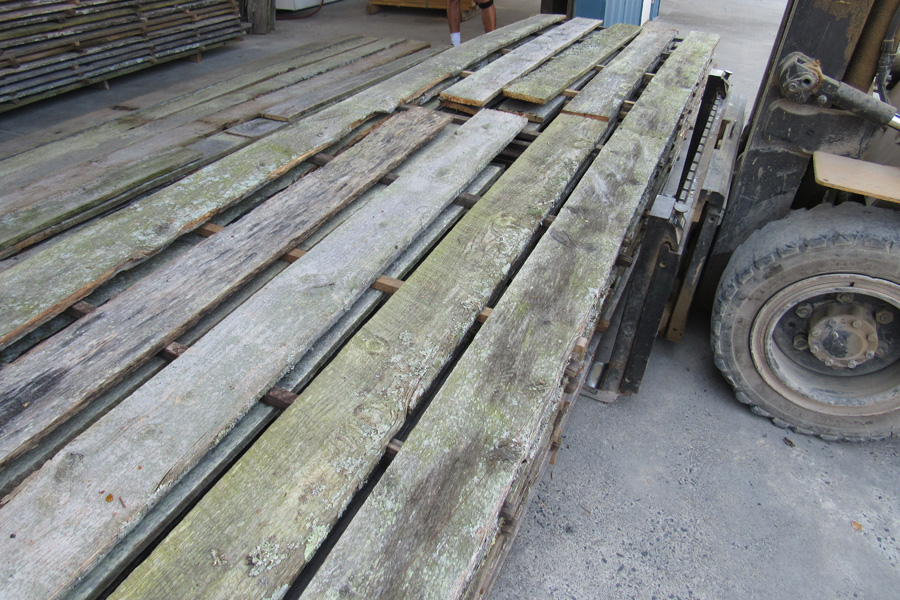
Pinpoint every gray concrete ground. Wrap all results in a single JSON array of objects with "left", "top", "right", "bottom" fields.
[{"left": 2, "top": 1, "right": 899, "bottom": 598}]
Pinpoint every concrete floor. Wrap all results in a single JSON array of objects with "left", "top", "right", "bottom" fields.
[{"left": 2, "top": 1, "right": 899, "bottom": 598}]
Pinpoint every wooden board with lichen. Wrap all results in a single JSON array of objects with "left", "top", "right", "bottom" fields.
[
  {"left": 502, "top": 23, "right": 640, "bottom": 104},
  {"left": 210, "top": 40, "right": 436, "bottom": 126},
  {"left": 0, "top": 38, "right": 415, "bottom": 258},
  {"left": 0, "top": 108, "right": 449, "bottom": 475},
  {"left": 104, "top": 36, "right": 671, "bottom": 599},
  {"left": 0, "top": 109, "right": 527, "bottom": 600},
  {"left": 0, "top": 36, "right": 371, "bottom": 163},
  {"left": 0, "top": 146, "right": 203, "bottom": 256},
  {"left": 562, "top": 28, "right": 676, "bottom": 120},
  {"left": 440, "top": 17, "right": 601, "bottom": 108},
  {"left": 0, "top": 36, "right": 382, "bottom": 187},
  {"left": 0, "top": 14, "right": 562, "bottom": 351},
  {"left": 299, "top": 31, "right": 719, "bottom": 599},
  {"left": 259, "top": 43, "right": 440, "bottom": 122}
]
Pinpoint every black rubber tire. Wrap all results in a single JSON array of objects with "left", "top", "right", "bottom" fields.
[{"left": 711, "top": 203, "right": 900, "bottom": 441}]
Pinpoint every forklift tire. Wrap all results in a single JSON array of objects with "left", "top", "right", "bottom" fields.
[{"left": 711, "top": 203, "right": 900, "bottom": 441}]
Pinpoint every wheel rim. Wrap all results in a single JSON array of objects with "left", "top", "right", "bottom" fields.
[{"left": 750, "top": 274, "right": 900, "bottom": 417}]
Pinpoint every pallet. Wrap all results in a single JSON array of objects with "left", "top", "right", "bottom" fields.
[{"left": 0, "top": 17, "right": 717, "bottom": 600}]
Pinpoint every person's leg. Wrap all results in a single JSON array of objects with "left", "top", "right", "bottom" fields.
[
  {"left": 479, "top": 0, "right": 496, "bottom": 33},
  {"left": 447, "top": 0, "right": 461, "bottom": 45}
]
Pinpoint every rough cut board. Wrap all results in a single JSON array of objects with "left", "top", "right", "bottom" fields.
[
  {"left": 813, "top": 151, "right": 900, "bottom": 203},
  {"left": 562, "top": 27, "right": 676, "bottom": 120},
  {"left": 440, "top": 17, "right": 601, "bottom": 107},
  {"left": 0, "top": 38, "right": 402, "bottom": 240},
  {"left": 0, "top": 108, "right": 450, "bottom": 473},
  {"left": 260, "top": 43, "right": 438, "bottom": 122},
  {"left": 496, "top": 69, "right": 594, "bottom": 124},
  {"left": 108, "top": 31, "right": 665, "bottom": 599},
  {"left": 57, "top": 164, "right": 502, "bottom": 600},
  {"left": 0, "top": 146, "right": 204, "bottom": 256},
  {"left": 203, "top": 40, "right": 434, "bottom": 128},
  {"left": 0, "top": 36, "right": 383, "bottom": 187},
  {"left": 300, "top": 32, "right": 719, "bottom": 600},
  {"left": 497, "top": 94, "right": 567, "bottom": 123},
  {"left": 0, "top": 38, "right": 405, "bottom": 257},
  {"left": 0, "top": 36, "right": 370, "bottom": 162},
  {"left": 502, "top": 23, "right": 640, "bottom": 104},
  {"left": 0, "top": 109, "right": 524, "bottom": 600},
  {"left": 0, "top": 13, "right": 562, "bottom": 351}
]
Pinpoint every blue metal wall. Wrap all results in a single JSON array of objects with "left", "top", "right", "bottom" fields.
[{"left": 573, "top": 0, "right": 659, "bottom": 25}]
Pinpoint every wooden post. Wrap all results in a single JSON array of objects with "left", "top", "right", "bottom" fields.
[{"left": 247, "top": 0, "right": 275, "bottom": 35}]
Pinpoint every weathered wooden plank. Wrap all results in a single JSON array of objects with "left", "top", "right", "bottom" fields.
[
  {"left": 0, "top": 108, "right": 450, "bottom": 472},
  {"left": 0, "top": 40, "right": 414, "bottom": 258},
  {"left": 0, "top": 36, "right": 379, "bottom": 185},
  {"left": 0, "top": 16, "right": 562, "bottom": 351},
  {"left": 502, "top": 23, "right": 640, "bottom": 104},
  {"left": 440, "top": 17, "right": 601, "bottom": 107},
  {"left": 497, "top": 94, "right": 566, "bottom": 123},
  {"left": 262, "top": 43, "right": 437, "bottom": 122},
  {"left": 562, "top": 27, "right": 675, "bottom": 120},
  {"left": 195, "top": 37, "right": 412, "bottom": 128},
  {"left": 107, "top": 82, "right": 638, "bottom": 600},
  {"left": 299, "top": 32, "right": 719, "bottom": 600},
  {"left": 61, "top": 164, "right": 502, "bottom": 600},
  {"left": 0, "top": 109, "right": 523, "bottom": 600},
  {"left": 0, "top": 38, "right": 361, "bottom": 162},
  {"left": 0, "top": 146, "right": 203, "bottom": 256}
]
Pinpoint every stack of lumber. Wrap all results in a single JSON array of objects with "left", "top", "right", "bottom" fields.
[
  {"left": 0, "top": 0, "right": 243, "bottom": 112},
  {"left": 0, "top": 15, "right": 718, "bottom": 600}
]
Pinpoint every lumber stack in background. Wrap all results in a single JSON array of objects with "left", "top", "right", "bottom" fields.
[{"left": 0, "top": 0, "right": 244, "bottom": 112}]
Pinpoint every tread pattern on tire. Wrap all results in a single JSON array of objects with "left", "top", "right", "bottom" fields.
[{"left": 711, "top": 203, "right": 900, "bottom": 442}]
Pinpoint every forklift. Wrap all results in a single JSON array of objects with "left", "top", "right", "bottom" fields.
[{"left": 579, "top": 0, "right": 900, "bottom": 442}]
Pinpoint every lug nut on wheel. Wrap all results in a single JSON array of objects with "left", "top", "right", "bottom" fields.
[{"left": 795, "top": 303, "right": 813, "bottom": 318}]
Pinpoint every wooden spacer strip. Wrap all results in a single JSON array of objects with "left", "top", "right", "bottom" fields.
[
  {"left": 372, "top": 275, "right": 404, "bottom": 295},
  {"left": 562, "top": 88, "right": 579, "bottom": 98},
  {"left": 477, "top": 307, "right": 493, "bottom": 323},
  {"left": 159, "top": 342, "right": 190, "bottom": 362},
  {"left": 308, "top": 153, "right": 336, "bottom": 167},
  {"left": 195, "top": 222, "right": 224, "bottom": 237},
  {"left": 281, "top": 248, "right": 307, "bottom": 264},
  {"left": 385, "top": 438, "right": 404, "bottom": 458},
  {"left": 65, "top": 300, "right": 98, "bottom": 319},
  {"left": 574, "top": 336, "right": 589, "bottom": 357},
  {"left": 616, "top": 253, "right": 634, "bottom": 268},
  {"left": 453, "top": 192, "right": 481, "bottom": 209},
  {"left": 261, "top": 386, "right": 298, "bottom": 410},
  {"left": 541, "top": 215, "right": 556, "bottom": 228}
]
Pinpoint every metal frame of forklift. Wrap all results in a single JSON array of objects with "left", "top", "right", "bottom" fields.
[{"left": 581, "top": 0, "right": 900, "bottom": 403}]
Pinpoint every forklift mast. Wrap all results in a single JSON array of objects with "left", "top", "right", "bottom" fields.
[{"left": 708, "top": 0, "right": 900, "bottom": 279}]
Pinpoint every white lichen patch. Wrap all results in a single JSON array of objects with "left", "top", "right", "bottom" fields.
[
  {"left": 247, "top": 538, "right": 288, "bottom": 577},
  {"left": 211, "top": 548, "right": 228, "bottom": 566},
  {"left": 304, "top": 525, "right": 329, "bottom": 562}
]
